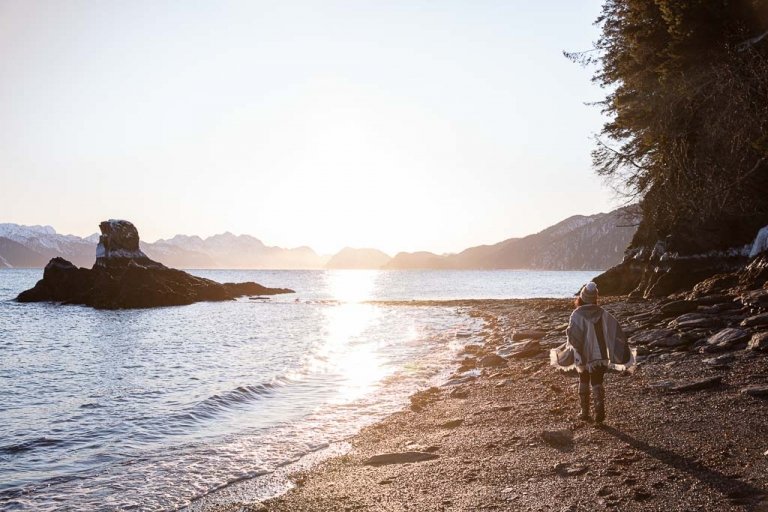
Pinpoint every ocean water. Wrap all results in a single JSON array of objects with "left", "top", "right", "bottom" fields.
[{"left": 0, "top": 269, "right": 597, "bottom": 511}]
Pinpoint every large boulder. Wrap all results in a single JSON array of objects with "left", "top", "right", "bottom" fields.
[
  {"left": 16, "top": 220, "right": 294, "bottom": 309},
  {"left": 94, "top": 220, "right": 160, "bottom": 269}
]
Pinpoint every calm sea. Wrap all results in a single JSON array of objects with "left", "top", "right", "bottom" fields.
[{"left": 0, "top": 269, "right": 598, "bottom": 510}]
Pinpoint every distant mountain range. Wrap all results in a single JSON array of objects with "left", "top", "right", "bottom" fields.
[
  {"left": 0, "top": 206, "right": 639, "bottom": 270},
  {"left": 385, "top": 206, "right": 640, "bottom": 270}
]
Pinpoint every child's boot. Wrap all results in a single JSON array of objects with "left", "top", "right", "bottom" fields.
[
  {"left": 578, "top": 382, "right": 592, "bottom": 421},
  {"left": 592, "top": 384, "right": 605, "bottom": 423}
]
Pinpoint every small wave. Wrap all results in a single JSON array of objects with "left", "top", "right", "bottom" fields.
[
  {"left": 183, "top": 377, "right": 292, "bottom": 421},
  {"left": 0, "top": 437, "right": 65, "bottom": 456}
]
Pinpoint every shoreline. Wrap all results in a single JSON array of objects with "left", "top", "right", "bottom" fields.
[{"left": 208, "top": 295, "right": 768, "bottom": 511}]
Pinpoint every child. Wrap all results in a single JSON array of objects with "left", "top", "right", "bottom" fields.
[{"left": 550, "top": 282, "right": 636, "bottom": 423}]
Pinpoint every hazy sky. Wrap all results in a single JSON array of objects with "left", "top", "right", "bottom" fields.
[{"left": 0, "top": 0, "right": 616, "bottom": 255}]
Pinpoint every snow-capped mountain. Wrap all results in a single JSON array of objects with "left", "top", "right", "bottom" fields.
[
  {"left": 0, "top": 223, "right": 326, "bottom": 269},
  {"left": 0, "top": 223, "right": 97, "bottom": 267},
  {"left": 0, "top": 207, "right": 639, "bottom": 270}
]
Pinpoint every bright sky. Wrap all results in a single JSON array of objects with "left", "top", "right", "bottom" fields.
[{"left": 0, "top": 0, "right": 614, "bottom": 255}]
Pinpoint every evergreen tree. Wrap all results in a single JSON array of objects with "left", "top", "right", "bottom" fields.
[{"left": 571, "top": 0, "right": 768, "bottom": 252}]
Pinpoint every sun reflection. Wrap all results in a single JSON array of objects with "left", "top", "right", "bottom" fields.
[
  {"left": 314, "top": 271, "right": 393, "bottom": 403},
  {"left": 327, "top": 269, "right": 378, "bottom": 304}
]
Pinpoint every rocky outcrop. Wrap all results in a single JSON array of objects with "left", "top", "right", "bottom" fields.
[
  {"left": 95, "top": 220, "right": 160, "bottom": 269},
  {"left": 16, "top": 220, "right": 293, "bottom": 309},
  {"left": 596, "top": 222, "right": 767, "bottom": 298}
]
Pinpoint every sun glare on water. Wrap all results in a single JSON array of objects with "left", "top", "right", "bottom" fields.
[{"left": 316, "top": 271, "right": 394, "bottom": 403}]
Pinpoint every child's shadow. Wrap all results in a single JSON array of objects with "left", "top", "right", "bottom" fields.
[{"left": 601, "top": 425, "right": 766, "bottom": 509}]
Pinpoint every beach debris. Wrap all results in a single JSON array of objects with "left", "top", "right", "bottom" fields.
[{"left": 363, "top": 451, "right": 440, "bottom": 466}]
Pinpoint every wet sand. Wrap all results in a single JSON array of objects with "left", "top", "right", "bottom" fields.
[{"left": 213, "top": 297, "right": 768, "bottom": 511}]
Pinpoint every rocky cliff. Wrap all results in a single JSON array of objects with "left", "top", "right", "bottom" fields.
[
  {"left": 16, "top": 220, "right": 293, "bottom": 309},
  {"left": 593, "top": 207, "right": 768, "bottom": 297}
]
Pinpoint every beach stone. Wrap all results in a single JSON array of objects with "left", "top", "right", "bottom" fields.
[
  {"left": 511, "top": 329, "right": 547, "bottom": 341},
  {"left": 449, "top": 387, "right": 469, "bottom": 399},
  {"left": 690, "top": 294, "right": 736, "bottom": 305},
  {"left": 627, "top": 311, "right": 658, "bottom": 323},
  {"left": 668, "top": 313, "right": 722, "bottom": 329},
  {"left": 629, "top": 329, "right": 676, "bottom": 346},
  {"left": 444, "top": 373, "right": 477, "bottom": 386},
  {"left": 748, "top": 332, "right": 768, "bottom": 351},
  {"left": 410, "top": 387, "right": 440, "bottom": 411},
  {"left": 497, "top": 340, "right": 541, "bottom": 359},
  {"left": 740, "top": 386, "right": 768, "bottom": 398},
  {"left": 457, "top": 357, "right": 477, "bottom": 372},
  {"left": 670, "top": 376, "right": 723, "bottom": 392},
  {"left": 460, "top": 344, "right": 484, "bottom": 355},
  {"left": 440, "top": 418, "right": 464, "bottom": 428},
  {"left": 597, "top": 485, "right": 612, "bottom": 497},
  {"left": 363, "top": 451, "right": 440, "bottom": 466},
  {"left": 633, "top": 489, "right": 653, "bottom": 501},
  {"left": 648, "top": 335, "right": 689, "bottom": 349},
  {"left": 706, "top": 328, "right": 750, "bottom": 350},
  {"left": 660, "top": 300, "right": 698, "bottom": 316},
  {"left": 740, "top": 288, "right": 768, "bottom": 309},
  {"left": 540, "top": 430, "right": 573, "bottom": 449},
  {"left": 554, "top": 462, "right": 588, "bottom": 477},
  {"left": 478, "top": 354, "right": 506, "bottom": 368},
  {"left": 703, "top": 354, "right": 736, "bottom": 366},
  {"left": 741, "top": 313, "right": 768, "bottom": 328}
]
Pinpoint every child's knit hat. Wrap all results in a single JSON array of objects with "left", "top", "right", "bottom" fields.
[{"left": 579, "top": 282, "right": 598, "bottom": 304}]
